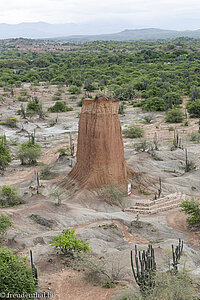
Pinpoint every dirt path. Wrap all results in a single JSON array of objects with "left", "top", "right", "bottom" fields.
[
  {"left": 166, "top": 211, "right": 200, "bottom": 248},
  {"left": 41, "top": 269, "right": 119, "bottom": 300}
]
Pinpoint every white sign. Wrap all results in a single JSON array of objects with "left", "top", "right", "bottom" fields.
[{"left": 128, "top": 183, "right": 131, "bottom": 195}]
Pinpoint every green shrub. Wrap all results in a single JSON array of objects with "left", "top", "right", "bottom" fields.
[
  {"left": 17, "top": 141, "right": 42, "bottom": 165},
  {"left": 142, "top": 97, "right": 165, "bottom": 111},
  {"left": 50, "top": 229, "right": 91, "bottom": 256},
  {"left": 168, "top": 126, "right": 175, "bottom": 132},
  {"left": 17, "top": 88, "right": 31, "bottom": 101},
  {"left": 68, "top": 85, "right": 81, "bottom": 94},
  {"left": 40, "top": 166, "right": 58, "bottom": 180},
  {"left": 0, "top": 135, "right": 11, "bottom": 171},
  {"left": 188, "top": 131, "right": 200, "bottom": 142},
  {"left": 0, "top": 185, "right": 24, "bottom": 207},
  {"left": 0, "top": 214, "right": 12, "bottom": 237},
  {"left": 0, "top": 247, "right": 37, "bottom": 295},
  {"left": 77, "top": 99, "right": 83, "bottom": 107},
  {"left": 55, "top": 146, "right": 70, "bottom": 156},
  {"left": 187, "top": 99, "right": 200, "bottom": 117},
  {"left": 180, "top": 198, "right": 200, "bottom": 225},
  {"left": 183, "top": 120, "right": 189, "bottom": 126},
  {"left": 165, "top": 108, "right": 185, "bottom": 123},
  {"left": 26, "top": 99, "right": 42, "bottom": 115},
  {"left": 48, "top": 101, "right": 73, "bottom": 113},
  {"left": 123, "top": 125, "right": 144, "bottom": 138},
  {"left": 0, "top": 117, "right": 18, "bottom": 128}
]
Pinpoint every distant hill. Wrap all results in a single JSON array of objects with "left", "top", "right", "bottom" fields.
[
  {"left": 56, "top": 28, "right": 200, "bottom": 42},
  {"left": 0, "top": 22, "right": 200, "bottom": 41}
]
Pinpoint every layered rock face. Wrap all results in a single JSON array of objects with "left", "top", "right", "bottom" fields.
[{"left": 65, "top": 96, "right": 128, "bottom": 189}]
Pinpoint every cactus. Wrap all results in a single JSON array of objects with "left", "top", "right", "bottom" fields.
[
  {"left": 131, "top": 244, "right": 156, "bottom": 295},
  {"left": 153, "top": 132, "right": 158, "bottom": 150},
  {"left": 172, "top": 130, "right": 182, "bottom": 150},
  {"left": 35, "top": 170, "right": 40, "bottom": 194},
  {"left": 158, "top": 177, "right": 162, "bottom": 198},
  {"left": 30, "top": 250, "right": 38, "bottom": 284},
  {"left": 171, "top": 238, "right": 183, "bottom": 273}
]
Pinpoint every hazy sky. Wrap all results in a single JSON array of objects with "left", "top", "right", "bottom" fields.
[{"left": 0, "top": 0, "right": 200, "bottom": 30}]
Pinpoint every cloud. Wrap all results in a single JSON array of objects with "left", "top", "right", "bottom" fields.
[{"left": 0, "top": 0, "right": 199, "bottom": 30}]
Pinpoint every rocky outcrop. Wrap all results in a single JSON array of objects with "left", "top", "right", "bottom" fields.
[{"left": 61, "top": 96, "right": 128, "bottom": 189}]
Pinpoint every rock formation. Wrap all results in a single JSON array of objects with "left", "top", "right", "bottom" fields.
[{"left": 61, "top": 96, "right": 128, "bottom": 189}]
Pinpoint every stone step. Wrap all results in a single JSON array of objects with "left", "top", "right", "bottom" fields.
[
  {"left": 125, "top": 193, "right": 185, "bottom": 215},
  {"left": 129, "top": 197, "right": 182, "bottom": 211}
]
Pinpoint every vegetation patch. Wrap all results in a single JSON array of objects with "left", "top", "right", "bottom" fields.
[{"left": 0, "top": 185, "right": 24, "bottom": 208}]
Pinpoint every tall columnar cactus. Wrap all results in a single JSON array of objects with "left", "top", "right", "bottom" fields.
[
  {"left": 131, "top": 244, "right": 156, "bottom": 294},
  {"left": 158, "top": 177, "right": 162, "bottom": 198},
  {"left": 30, "top": 249, "right": 38, "bottom": 284},
  {"left": 171, "top": 238, "right": 183, "bottom": 273},
  {"left": 153, "top": 132, "right": 158, "bottom": 150},
  {"left": 35, "top": 170, "right": 40, "bottom": 194},
  {"left": 173, "top": 130, "right": 182, "bottom": 149}
]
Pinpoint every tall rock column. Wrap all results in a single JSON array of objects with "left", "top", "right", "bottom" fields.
[{"left": 65, "top": 96, "right": 128, "bottom": 189}]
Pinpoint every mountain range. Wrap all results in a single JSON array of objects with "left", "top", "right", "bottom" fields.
[{"left": 0, "top": 22, "right": 200, "bottom": 41}]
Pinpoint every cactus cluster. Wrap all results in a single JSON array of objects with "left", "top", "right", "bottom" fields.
[
  {"left": 172, "top": 129, "right": 182, "bottom": 149},
  {"left": 131, "top": 244, "right": 156, "bottom": 294},
  {"left": 30, "top": 249, "right": 38, "bottom": 285},
  {"left": 131, "top": 239, "right": 184, "bottom": 295},
  {"left": 172, "top": 238, "right": 184, "bottom": 273}
]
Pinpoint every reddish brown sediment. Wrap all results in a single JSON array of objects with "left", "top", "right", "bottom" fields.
[{"left": 60, "top": 96, "right": 129, "bottom": 189}]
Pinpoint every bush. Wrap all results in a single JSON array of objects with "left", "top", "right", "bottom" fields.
[
  {"left": 77, "top": 99, "right": 83, "bottom": 107},
  {"left": 0, "top": 247, "right": 37, "bottom": 295},
  {"left": 165, "top": 108, "right": 185, "bottom": 123},
  {"left": 17, "top": 141, "right": 42, "bottom": 165},
  {"left": 123, "top": 125, "right": 144, "bottom": 138},
  {"left": 129, "top": 270, "right": 197, "bottom": 300},
  {"left": 188, "top": 131, "right": 200, "bottom": 143},
  {"left": 0, "top": 214, "right": 12, "bottom": 238},
  {"left": 48, "top": 101, "right": 73, "bottom": 113},
  {"left": 0, "top": 185, "right": 24, "bottom": 207},
  {"left": 134, "top": 139, "right": 152, "bottom": 152},
  {"left": 26, "top": 99, "right": 42, "bottom": 115},
  {"left": 142, "top": 97, "right": 165, "bottom": 111},
  {"left": 40, "top": 166, "right": 58, "bottom": 180},
  {"left": 0, "top": 135, "right": 11, "bottom": 171},
  {"left": 99, "top": 183, "right": 125, "bottom": 207},
  {"left": 0, "top": 117, "right": 18, "bottom": 128},
  {"left": 68, "top": 85, "right": 81, "bottom": 94},
  {"left": 50, "top": 229, "right": 91, "bottom": 257},
  {"left": 187, "top": 99, "right": 200, "bottom": 117},
  {"left": 55, "top": 146, "right": 70, "bottom": 157},
  {"left": 180, "top": 198, "right": 200, "bottom": 225}
]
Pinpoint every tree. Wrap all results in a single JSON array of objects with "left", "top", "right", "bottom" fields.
[
  {"left": 50, "top": 229, "right": 91, "bottom": 257},
  {"left": 49, "top": 186, "right": 67, "bottom": 206},
  {"left": 48, "top": 101, "right": 73, "bottom": 113},
  {"left": 17, "top": 141, "right": 42, "bottom": 165},
  {"left": 187, "top": 99, "right": 200, "bottom": 117},
  {"left": 0, "top": 247, "right": 37, "bottom": 295}
]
